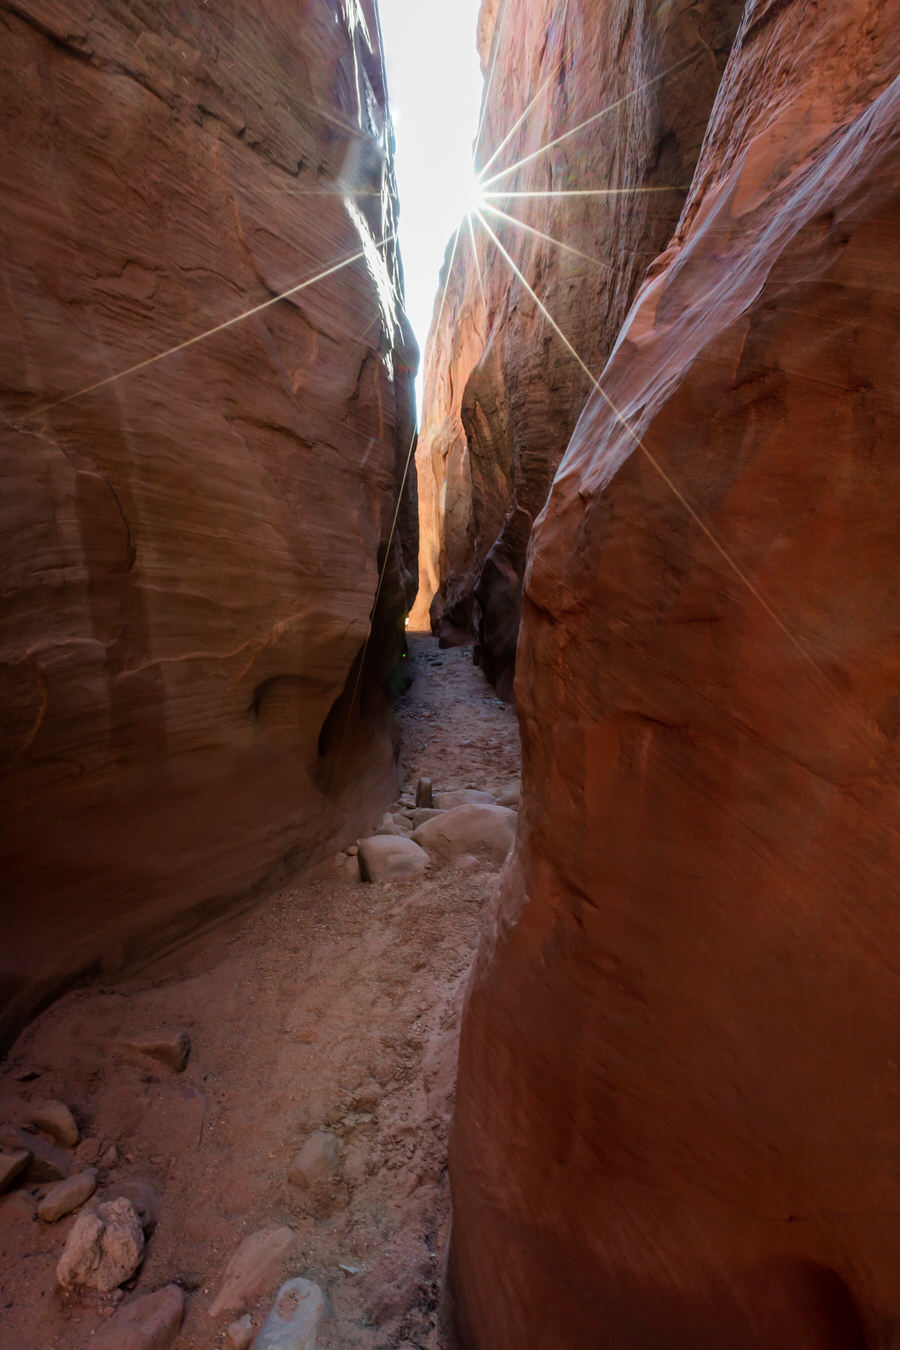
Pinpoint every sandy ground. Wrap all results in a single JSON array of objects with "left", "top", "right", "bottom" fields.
[{"left": 0, "top": 632, "right": 520, "bottom": 1350}]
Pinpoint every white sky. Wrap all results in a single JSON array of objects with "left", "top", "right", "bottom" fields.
[{"left": 378, "top": 1, "right": 485, "bottom": 407}]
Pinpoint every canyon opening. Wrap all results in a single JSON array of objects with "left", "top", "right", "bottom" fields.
[{"left": 1, "top": 3, "right": 898, "bottom": 1350}]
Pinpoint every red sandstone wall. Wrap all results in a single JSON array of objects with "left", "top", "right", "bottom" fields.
[
  {"left": 413, "top": 0, "right": 742, "bottom": 698},
  {"left": 0, "top": 0, "right": 416, "bottom": 1047},
  {"left": 450, "top": 1, "right": 900, "bottom": 1345}
]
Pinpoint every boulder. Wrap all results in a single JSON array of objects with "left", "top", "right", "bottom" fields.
[
  {"left": 37, "top": 1168, "right": 97, "bottom": 1222},
  {"left": 412, "top": 804, "right": 515, "bottom": 865},
  {"left": 254, "top": 1277, "right": 326, "bottom": 1350},
  {"left": 433, "top": 788, "right": 495, "bottom": 809},
  {"left": 357, "top": 836, "right": 429, "bottom": 883},
  {"left": 412, "top": 808, "right": 445, "bottom": 829},
  {"left": 495, "top": 782, "right": 521, "bottom": 808},
  {"left": 56, "top": 1197, "right": 144, "bottom": 1292},
  {"left": 92, "top": 1283, "right": 184, "bottom": 1350},
  {"left": 1, "top": 1125, "right": 69, "bottom": 1182},
  {"left": 208, "top": 1226, "right": 295, "bottom": 1319}
]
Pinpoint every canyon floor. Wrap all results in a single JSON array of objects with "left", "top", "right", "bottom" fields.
[{"left": 0, "top": 632, "right": 520, "bottom": 1350}]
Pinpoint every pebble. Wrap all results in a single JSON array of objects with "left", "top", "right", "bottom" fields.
[
  {"left": 25, "top": 1100, "right": 79, "bottom": 1147},
  {"left": 287, "top": 1131, "right": 340, "bottom": 1189},
  {"left": 57, "top": 1197, "right": 144, "bottom": 1292},
  {"left": 225, "top": 1314, "right": 255, "bottom": 1350},
  {"left": 208, "top": 1226, "right": 296, "bottom": 1318},
  {"left": 122, "top": 1031, "right": 191, "bottom": 1072},
  {"left": 253, "top": 1277, "right": 326, "bottom": 1350},
  {"left": 37, "top": 1168, "right": 96, "bottom": 1222},
  {"left": 0, "top": 1149, "right": 30, "bottom": 1193},
  {"left": 75, "top": 1137, "right": 103, "bottom": 1166},
  {"left": 91, "top": 1282, "right": 184, "bottom": 1350},
  {"left": 100, "top": 1143, "right": 120, "bottom": 1169},
  {"left": 346, "top": 844, "right": 359, "bottom": 856}
]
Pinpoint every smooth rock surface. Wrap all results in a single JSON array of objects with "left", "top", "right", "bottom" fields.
[
  {"left": 413, "top": 0, "right": 743, "bottom": 696},
  {"left": 450, "top": 3, "right": 900, "bottom": 1348},
  {"left": 412, "top": 804, "right": 515, "bottom": 865},
  {"left": 25, "top": 1100, "right": 79, "bottom": 1147},
  {"left": 0, "top": 1149, "right": 30, "bottom": 1193},
  {"left": 37, "top": 1168, "right": 97, "bottom": 1222},
  {"left": 92, "top": 1283, "right": 184, "bottom": 1350},
  {"left": 208, "top": 1226, "right": 296, "bottom": 1319},
  {"left": 57, "top": 1197, "right": 144, "bottom": 1292},
  {"left": 0, "top": 0, "right": 417, "bottom": 1052},
  {"left": 254, "top": 1277, "right": 326, "bottom": 1350},
  {"left": 433, "top": 789, "right": 495, "bottom": 809},
  {"left": 1, "top": 1126, "right": 70, "bottom": 1182},
  {"left": 357, "top": 835, "right": 429, "bottom": 883}
]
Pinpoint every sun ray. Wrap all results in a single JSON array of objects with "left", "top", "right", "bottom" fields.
[
  {"left": 484, "top": 186, "right": 689, "bottom": 200},
  {"left": 27, "top": 240, "right": 392, "bottom": 418},
  {"left": 482, "top": 202, "right": 613, "bottom": 273},
  {"left": 480, "top": 49, "right": 703, "bottom": 188},
  {"left": 475, "top": 208, "right": 877, "bottom": 752},
  {"left": 467, "top": 212, "right": 488, "bottom": 309}
]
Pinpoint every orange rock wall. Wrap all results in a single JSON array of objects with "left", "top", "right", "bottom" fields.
[
  {"left": 413, "top": 0, "right": 742, "bottom": 696},
  {"left": 0, "top": 1, "right": 416, "bottom": 1047},
  {"left": 450, "top": 1, "right": 900, "bottom": 1346}
]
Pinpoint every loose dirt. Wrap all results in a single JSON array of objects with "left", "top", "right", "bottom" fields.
[{"left": 0, "top": 633, "right": 520, "bottom": 1350}]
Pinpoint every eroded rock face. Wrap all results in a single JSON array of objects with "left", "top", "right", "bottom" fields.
[
  {"left": 450, "top": 3, "right": 900, "bottom": 1348},
  {"left": 412, "top": 0, "right": 742, "bottom": 696},
  {"left": 0, "top": 2, "right": 416, "bottom": 1049}
]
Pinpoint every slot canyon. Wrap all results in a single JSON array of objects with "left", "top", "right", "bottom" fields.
[{"left": 0, "top": 1, "right": 897, "bottom": 1348}]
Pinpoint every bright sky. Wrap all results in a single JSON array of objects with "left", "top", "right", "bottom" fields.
[{"left": 378, "top": 1, "right": 485, "bottom": 407}]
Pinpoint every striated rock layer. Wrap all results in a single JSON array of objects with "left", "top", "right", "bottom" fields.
[
  {"left": 0, "top": 1, "right": 417, "bottom": 1048},
  {"left": 451, "top": 2, "right": 900, "bottom": 1347},
  {"left": 412, "top": 0, "right": 742, "bottom": 696}
]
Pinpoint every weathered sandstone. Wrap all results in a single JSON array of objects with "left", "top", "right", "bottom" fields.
[
  {"left": 413, "top": 0, "right": 742, "bottom": 696},
  {"left": 0, "top": 1, "right": 416, "bottom": 1049},
  {"left": 450, "top": 2, "right": 900, "bottom": 1347}
]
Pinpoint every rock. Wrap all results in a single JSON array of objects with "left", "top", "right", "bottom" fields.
[
  {"left": 357, "top": 836, "right": 429, "bottom": 883},
  {"left": 208, "top": 1226, "right": 296, "bottom": 1319},
  {"left": 225, "top": 1315, "right": 255, "bottom": 1350},
  {"left": 412, "top": 808, "right": 445, "bottom": 829},
  {"left": 390, "top": 812, "right": 414, "bottom": 834},
  {"left": 456, "top": 854, "right": 480, "bottom": 875},
  {"left": 495, "top": 782, "right": 521, "bottom": 808},
  {"left": 412, "top": 0, "right": 743, "bottom": 697},
  {"left": 434, "top": 788, "right": 495, "bottom": 809},
  {"left": 412, "top": 804, "right": 516, "bottom": 865},
  {"left": 415, "top": 778, "right": 433, "bottom": 808},
  {"left": 57, "top": 1197, "right": 144, "bottom": 1292},
  {"left": 100, "top": 1143, "right": 120, "bottom": 1169},
  {"left": 0, "top": 1149, "right": 30, "bottom": 1193},
  {"left": 122, "top": 1032, "right": 191, "bottom": 1072},
  {"left": 0, "top": 2, "right": 417, "bottom": 1056},
  {"left": 335, "top": 854, "right": 361, "bottom": 882},
  {"left": 287, "top": 1132, "right": 340, "bottom": 1189},
  {"left": 37, "top": 1168, "right": 97, "bottom": 1222},
  {"left": 92, "top": 1283, "right": 184, "bottom": 1350},
  {"left": 25, "top": 1099, "right": 79, "bottom": 1147},
  {"left": 115, "top": 1181, "right": 160, "bottom": 1235},
  {"left": 75, "top": 1137, "right": 103, "bottom": 1166},
  {"left": 1, "top": 1125, "right": 70, "bottom": 1182},
  {"left": 254, "top": 1277, "right": 326, "bottom": 1350},
  {"left": 449, "top": 3, "right": 900, "bottom": 1347},
  {"left": 346, "top": 844, "right": 359, "bottom": 857}
]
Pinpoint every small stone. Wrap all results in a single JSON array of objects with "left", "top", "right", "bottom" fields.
[
  {"left": 25, "top": 1099, "right": 79, "bottom": 1147},
  {"left": 0, "top": 1149, "right": 30, "bottom": 1193},
  {"left": 57, "top": 1197, "right": 144, "bottom": 1292},
  {"left": 100, "top": 1143, "right": 120, "bottom": 1169},
  {"left": 496, "top": 781, "right": 521, "bottom": 808},
  {"left": 75, "top": 1137, "right": 103, "bottom": 1166},
  {"left": 456, "top": 853, "right": 480, "bottom": 874},
  {"left": 122, "top": 1032, "right": 191, "bottom": 1072},
  {"left": 208, "top": 1226, "right": 296, "bottom": 1319},
  {"left": 115, "top": 1180, "right": 160, "bottom": 1234},
  {"left": 91, "top": 1283, "right": 184, "bottom": 1350},
  {"left": 346, "top": 844, "right": 358, "bottom": 856},
  {"left": 390, "top": 812, "right": 414, "bottom": 834},
  {"left": 254, "top": 1277, "right": 326, "bottom": 1350},
  {"left": 415, "top": 778, "right": 433, "bottom": 808},
  {"left": 357, "top": 835, "right": 428, "bottom": 882},
  {"left": 412, "top": 807, "right": 444, "bottom": 829},
  {"left": 38, "top": 1169, "right": 97, "bottom": 1222},
  {"left": 287, "top": 1132, "right": 340, "bottom": 1189},
  {"left": 225, "top": 1314, "right": 255, "bottom": 1350}
]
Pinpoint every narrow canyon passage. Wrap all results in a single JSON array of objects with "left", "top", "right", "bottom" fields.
[{"left": 0, "top": 635, "right": 519, "bottom": 1350}]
